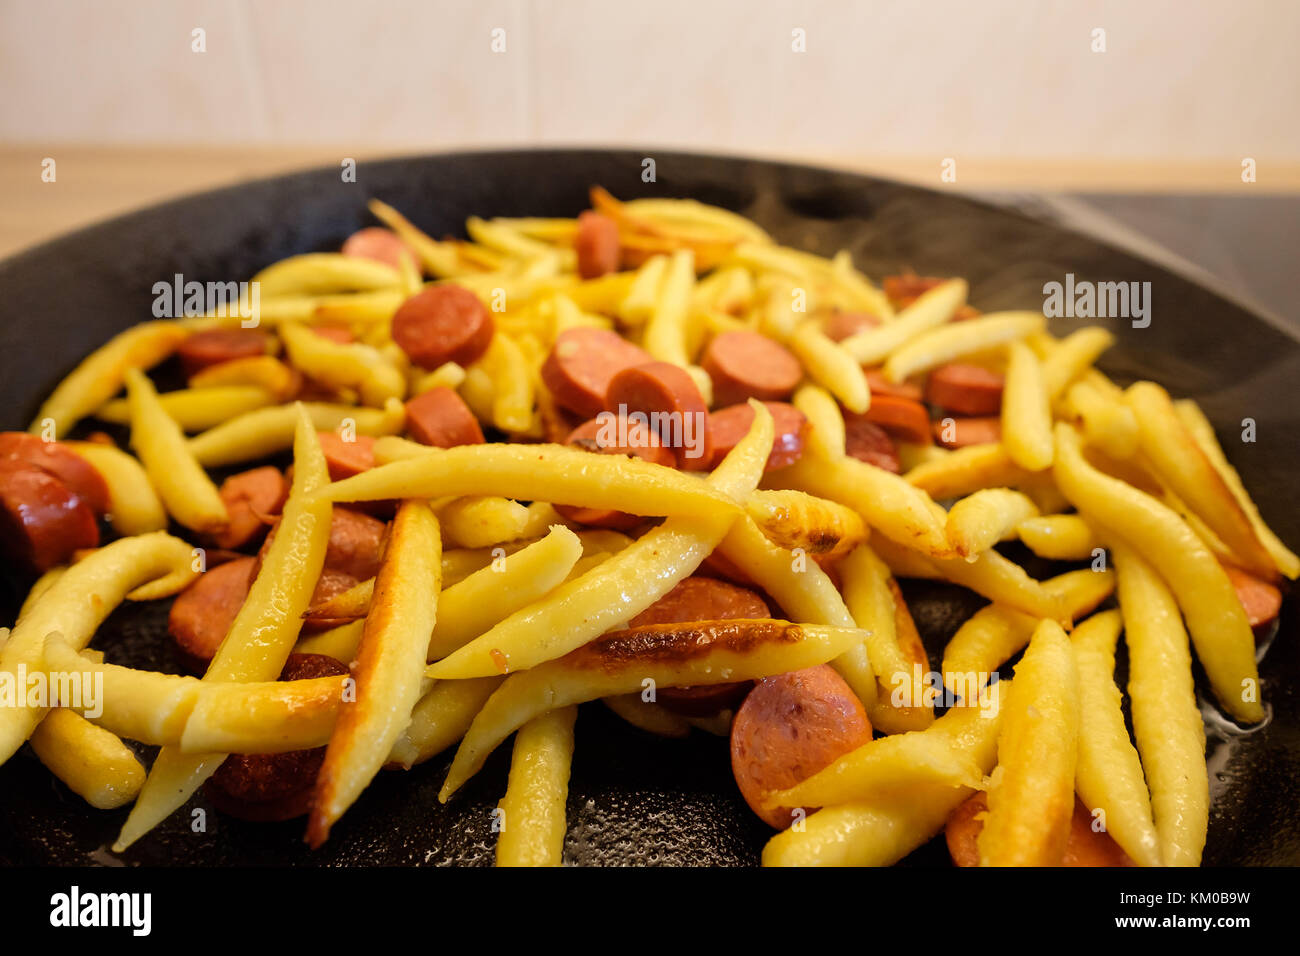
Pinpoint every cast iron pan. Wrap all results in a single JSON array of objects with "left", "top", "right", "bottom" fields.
[{"left": 0, "top": 150, "right": 1295, "bottom": 866}]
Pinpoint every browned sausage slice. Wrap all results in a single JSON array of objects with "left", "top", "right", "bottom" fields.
[
  {"left": 730, "top": 664, "right": 873, "bottom": 829},
  {"left": 882, "top": 274, "right": 947, "bottom": 309},
  {"left": 698, "top": 549, "right": 758, "bottom": 588},
  {"left": 629, "top": 576, "right": 772, "bottom": 716},
  {"left": 203, "top": 652, "right": 351, "bottom": 821},
  {"left": 946, "top": 791, "right": 1132, "bottom": 867},
  {"left": 933, "top": 415, "right": 1002, "bottom": 449},
  {"left": 210, "top": 466, "right": 287, "bottom": 550},
  {"left": 574, "top": 211, "right": 621, "bottom": 279},
  {"left": 843, "top": 417, "right": 901, "bottom": 473},
  {"left": 883, "top": 275, "right": 981, "bottom": 320},
  {"left": 317, "top": 432, "right": 377, "bottom": 481},
  {"left": 404, "top": 387, "right": 485, "bottom": 447},
  {"left": 0, "top": 432, "right": 110, "bottom": 514},
  {"left": 925, "top": 363, "right": 1005, "bottom": 416},
  {"left": 325, "top": 508, "right": 388, "bottom": 580},
  {"left": 255, "top": 506, "right": 388, "bottom": 584},
  {"left": 391, "top": 284, "right": 494, "bottom": 370},
  {"left": 629, "top": 577, "right": 771, "bottom": 626},
  {"left": 606, "top": 361, "right": 712, "bottom": 470},
  {"left": 822, "top": 311, "right": 880, "bottom": 343},
  {"left": 177, "top": 328, "right": 273, "bottom": 378},
  {"left": 707, "top": 402, "right": 808, "bottom": 471},
  {"left": 0, "top": 461, "right": 99, "bottom": 572},
  {"left": 1221, "top": 563, "right": 1283, "bottom": 630},
  {"left": 864, "top": 368, "right": 924, "bottom": 403},
  {"left": 168, "top": 556, "right": 256, "bottom": 670},
  {"left": 562, "top": 416, "right": 676, "bottom": 468},
  {"left": 701, "top": 331, "right": 802, "bottom": 407},
  {"left": 554, "top": 416, "right": 674, "bottom": 530},
  {"left": 541, "top": 327, "right": 653, "bottom": 419},
  {"left": 341, "top": 227, "right": 419, "bottom": 271},
  {"left": 858, "top": 395, "right": 932, "bottom": 445},
  {"left": 310, "top": 324, "right": 355, "bottom": 345},
  {"left": 300, "top": 568, "right": 362, "bottom": 633}
]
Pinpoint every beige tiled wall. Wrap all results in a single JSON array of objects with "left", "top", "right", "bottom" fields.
[{"left": 2, "top": 0, "right": 1296, "bottom": 166}]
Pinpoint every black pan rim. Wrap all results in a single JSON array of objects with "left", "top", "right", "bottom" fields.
[{"left": 4, "top": 145, "right": 1294, "bottom": 352}]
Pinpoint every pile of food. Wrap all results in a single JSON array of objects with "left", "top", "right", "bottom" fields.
[{"left": 0, "top": 187, "right": 1290, "bottom": 866}]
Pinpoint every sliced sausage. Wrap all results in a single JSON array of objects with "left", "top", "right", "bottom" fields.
[
  {"left": 255, "top": 506, "right": 387, "bottom": 583},
  {"left": 859, "top": 395, "right": 932, "bottom": 445},
  {"left": 730, "top": 664, "right": 873, "bottom": 829},
  {"left": 168, "top": 556, "right": 256, "bottom": 671},
  {"left": 325, "top": 508, "right": 388, "bottom": 580},
  {"left": 391, "top": 284, "right": 494, "bottom": 370},
  {"left": 843, "top": 417, "right": 901, "bottom": 473},
  {"left": 0, "top": 432, "right": 110, "bottom": 515},
  {"left": 933, "top": 415, "right": 1002, "bottom": 449},
  {"left": 311, "top": 324, "right": 355, "bottom": 345},
  {"left": 630, "top": 577, "right": 771, "bottom": 627},
  {"left": 698, "top": 549, "right": 758, "bottom": 588},
  {"left": 629, "top": 577, "right": 771, "bottom": 717},
  {"left": 563, "top": 415, "right": 676, "bottom": 469},
  {"left": 701, "top": 331, "right": 802, "bottom": 407},
  {"left": 606, "top": 361, "right": 712, "bottom": 470},
  {"left": 864, "top": 368, "right": 924, "bottom": 403},
  {"left": 822, "top": 311, "right": 880, "bottom": 343},
  {"left": 944, "top": 790, "right": 984, "bottom": 866},
  {"left": 188, "top": 354, "right": 303, "bottom": 400},
  {"left": 0, "top": 461, "right": 99, "bottom": 572},
  {"left": 541, "top": 327, "right": 653, "bottom": 419},
  {"left": 1221, "top": 563, "right": 1282, "bottom": 630},
  {"left": 178, "top": 328, "right": 273, "bottom": 378},
  {"left": 210, "top": 466, "right": 287, "bottom": 551},
  {"left": 281, "top": 652, "right": 350, "bottom": 682},
  {"left": 341, "top": 227, "right": 419, "bottom": 271},
  {"left": 574, "top": 211, "right": 621, "bottom": 280},
  {"left": 945, "top": 791, "right": 1132, "bottom": 867},
  {"left": 657, "top": 681, "right": 753, "bottom": 720},
  {"left": 925, "top": 363, "right": 1005, "bottom": 416},
  {"left": 317, "top": 432, "right": 377, "bottom": 481},
  {"left": 883, "top": 274, "right": 942, "bottom": 307},
  {"left": 555, "top": 416, "right": 674, "bottom": 530},
  {"left": 203, "top": 652, "right": 351, "bottom": 822},
  {"left": 296, "top": 377, "right": 345, "bottom": 403},
  {"left": 198, "top": 548, "right": 248, "bottom": 568},
  {"left": 707, "top": 402, "right": 808, "bottom": 471},
  {"left": 405, "top": 386, "right": 485, "bottom": 447},
  {"left": 301, "top": 568, "right": 362, "bottom": 633},
  {"left": 882, "top": 275, "right": 979, "bottom": 320}
]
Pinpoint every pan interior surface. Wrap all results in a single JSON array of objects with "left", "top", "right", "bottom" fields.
[{"left": 0, "top": 149, "right": 1295, "bottom": 866}]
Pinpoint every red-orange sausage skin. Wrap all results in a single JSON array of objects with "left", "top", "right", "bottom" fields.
[
  {"left": 628, "top": 577, "right": 772, "bottom": 716},
  {"left": 945, "top": 791, "right": 1133, "bottom": 867},
  {"left": 204, "top": 653, "right": 352, "bottom": 822},
  {"left": 730, "top": 664, "right": 873, "bottom": 829}
]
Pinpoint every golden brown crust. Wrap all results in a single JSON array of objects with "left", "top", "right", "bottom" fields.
[{"left": 568, "top": 619, "right": 800, "bottom": 674}]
